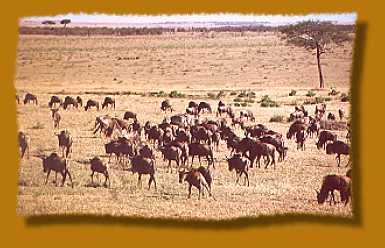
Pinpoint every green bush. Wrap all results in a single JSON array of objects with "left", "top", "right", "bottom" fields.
[
  {"left": 169, "top": 90, "right": 185, "bottom": 98},
  {"left": 233, "top": 97, "right": 242, "bottom": 102},
  {"left": 306, "top": 90, "right": 316, "bottom": 97},
  {"left": 269, "top": 115, "right": 287, "bottom": 123},
  {"left": 240, "top": 102, "right": 248, "bottom": 107},
  {"left": 259, "top": 95, "right": 280, "bottom": 107},
  {"left": 234, "top": 102, "right": 241, "bottom": 107},
  {"left": 289, "top": 90, "right": 297, "bottom": 96}
]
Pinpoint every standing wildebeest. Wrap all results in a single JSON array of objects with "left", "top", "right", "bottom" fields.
[
  {"left": 102, "top": 96, "right": 115, "bottom": 110},
  {"left": 326, "top": 140, "right": 350, "bottom": 167},
  {"left": 307, "top": 120, "right": 320, "bottom": 138},
  {"left": 286, "top": 123, "right": 307, "bottom": 139},
  {"left": 40, "top": 152, "right": 73, "bottom": 188},
  {"left": 160, "top": 145, "right": 182, "bottom": 173},
  {"left": 85, "top": 99, "right": 100, "bottom": 111},
  {"left": 129, "top": 155, "right": 156, "bottom": 190},
  {"left": 50, "top": 108, "right": 61, "bottom": 129},
  {"left": 161, "top": 99, "right": 173, "bottom": 113},
  {"left": 90, "top": 157, "right": 110, "bottom": 187},
  {"left": 295, "top": 130, "right": 307, "bottom": 151},
  {"left": 48, "top": 95, "right": 62, "bottom": 108},
  {"left": 259, "top": 135, "right": 287, "bottom": 162},
  {"left": 317, "top": 130, "right": 337, "bottom": 150},
  {"left": 63, "top": 96, "right": 78, "bottom": 110},
  {"left": 316, "top": 174, "right": 351, "bottom": 205},
  {"left": 123, "top": 111, "right": 137, "bottom": 121},
  {"left": 198, "top": 101, "right": 212, "bottom": 114},
  {"left": 240, "top": 110, "right": 255, "bottom": 121},
  {"left": 18, "top": 131, "right": 30, "bottom": 159},
  {"left": 23, "top": 93, "right": 38, "bottom": 105},
  {"left": 188, "top": 143, "right": 215, "bottom": 168},
  {"left": 338, "top": 108, "right": 345, "bottom": 120},
  {"left": 147, "top": 126, "right": 164, "bottom": 146},
  {"left": 57, "top": 130, "right": 73, "bottom": 158},
  {"left": 327, "top": 113, "right": 336, "bottom": 121},
  {"left": 226, "top": 153, "right": 250, "bottom": 186},
  {"left": 178, "top": 167, "right": 213, "bottom": 200},
  {"left": 76, "top": 96, "right": 83, "bottom": 107}
]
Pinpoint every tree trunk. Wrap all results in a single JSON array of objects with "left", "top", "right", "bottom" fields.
[{"left": 316, "top": 43, "right": 325, "bottom": 88}]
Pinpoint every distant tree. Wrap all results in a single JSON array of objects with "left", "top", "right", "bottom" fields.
[
  {"left": 60, "top": 19, "right": 71, "bottom": 36},
  {"left": 42, "top": 20, "right": 56, "bottom": 25},
  {"left": 280, "top": 21, "right": 353, "bottom": 88}
]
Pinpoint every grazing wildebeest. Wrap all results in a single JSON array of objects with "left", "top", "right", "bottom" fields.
[
  {"left": 50, "top": 108, "right": 61, "bottom": 129},
  {"left": 259, "top": 135, "right": 287, "bottom": 162},
  {"left": 326, "top": 140, "right": 350, "bottom": 167},
  {"left": 123, "top": 111, "right": 137, "bottom": 121},
  {"left": 90, "top": 157, "right": 110, "bottom": 187},
  {"left": 327, "top": 113, "right": 336, "bottom": 121},
  {"left": 226, "top": 153, "right": 250, "bottom": 186},
  {"left": 85, "top": 99, "right": 100, "bottom": 111},
  {"left": 339, "top": 108, "right": 345, "bottom": 120},
  {"left": 188, "top": 143, "right": 214, "bottom": 168},
  {"left": 23, "top": 93, "right": 38, "bottom": 105},
  {"left": 295, "top": 130, "right": 307, "bottom": 151},
  {"left": 316, "top": 174, "right": 351, "bottom": 205},
  {"left": 40, "top": 152, "right": 73, "bottom": 188},
  {"left": 102, "top": 97, "right": 115, "bottom": 110},
  {"left": 240, "top": 110, "right": 255, "bottom": 121},
  {"left": 286, "top": 123, "right": 307, "bottom": 139},
  {"left": 198, "top": 101, "right": 212, "bottom": 114},
  {"left": 317, "top": 130, "right": 337, "bottom": 150},
  {"left": 18, "top": 131, "right": 30, "bottom": 159},
  {"left": 48, "top": 95, "right": 62, "bottom": 108},
  {"left": 57, "top": 130, "right": 73, "bottom": 158},
  {"left": 161, "top": 100, "right": 173, "bottom": 113},
  {"left": 63, "top": 96, "right": 78, "bottom": 110},
  {"left": 178, "top": 167, "right": 213, "bottom": 200},
  {"left": 76, "top": 96, "right": 83, "bottom": 107},
  {"left": 129, "top": 155, "right": 156, "bottom": 190}
]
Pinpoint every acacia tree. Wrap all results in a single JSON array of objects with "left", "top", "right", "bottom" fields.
[
  {"left": 280, "top": 21, "right": 353, "bottom": 88},
  {"left": 60, "top": 19, "right": 71, "bottom": 36}
]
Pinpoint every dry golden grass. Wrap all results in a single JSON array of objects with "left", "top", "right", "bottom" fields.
[{"left": 15, "top": 31, "right": 353, "bottom": 220}]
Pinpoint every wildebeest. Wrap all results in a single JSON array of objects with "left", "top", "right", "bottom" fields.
[
  {"left": 23, "top": 93, "right": 38, "bottom": 105},
  {"left": 146, "top": 126, "right": 164, "bottom": 146},
  {"left": 123, "top": 111, "right": 137, "bottom": 121},
  {"left": 129, "top": 155, "right": 156, "bottom": 190},
  {"left": 161, "top": 100, "right": 173, "bottom": 113},
  {"left": 240, "top": 110, "right": 255, "bottom": 121},
  {"left": 188, "top": 101, "right": 199, "bottom": 109},
  {"left": 327, "top": 113, "right": 336, "bottom": 121},
  {"left": 63, "top": 96, "right": 79, "bottom": 110},
  {"left": 48, "top": 95, "right": 62, "bottom": 108},
  {"left": 316, "top": 174, "right": 351, "bottom": 205},
  {"left": 307, "top": 121, "right": 320, "bottom": 138},
  {"left": 198, "top": 101, "right": 212, "bottom": 114},
  {"left": 102, "top": 97, "right": 115, "bottom": 110},
  {"left": 338, "top": 108, "right": 345, "bottom": 120},
  {"left": 57, "top": 129, "right": 73, "bottom": 158},
  {"left": 326, "top": 140, "right": 350, "bottom": 167},
  {"left": 18, "top": 131, "right": 30, "bottom": 159},
  {"left": 286, "top": 123, "right": 307, "bottom": 139},
  {"left": 317, "top": 130, "right": 337, "bottom": 150},
  {"left": 50, "top": 108, "right": 61, "bottom": 129},
  {"left": 346, "top": 168, "right": 352, "bottom": 179},
  {"left": 90, "top": 157, "right": 110, "bottom": 187},
  {"left": 295, "top": 130, "right": 307, "bottom": 151},
  {"left": 259, "top": 135, "right": 287, "bottom": 162},
  {"left": 226, "top": 153, "right": 250, "bottom": 186},
  {"left": 40, "top": 152, "right": 73, "bottom": 188},
  {"left": 76, "top": 96, "right": 83, "bottom": 107},
  {"left": 85, "top": 99, "right": 100, "bottom": 111},
  {"left": 16, "top": 94, "right": 20, "bottom": 104},
  {"left": 160, "top": 145, "right": 182, "bottom": 173},
  {"left": 188, "top": 143, "right": 215, "bottom": 168},
  {"left": 178, "top": 167, "right": 213, "bottom": 200}
]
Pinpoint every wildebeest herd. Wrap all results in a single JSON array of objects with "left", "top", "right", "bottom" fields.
[{"left": 17, "top": 92, "right": 352, "bottom": 206}]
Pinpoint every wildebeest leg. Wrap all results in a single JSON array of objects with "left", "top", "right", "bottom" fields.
[
  {"left": 337, "top": 154, "right": 341, "bottom": 167},
  {"left": 44, "top": 170, "right": 51, "bottom": 185},
  {"left": 235, "top": 171, "right": 241, "bottom": 185},
  {"left": 168, "top": 160, "right": 172, "bottom": 173},
  {"left": 138, "top": 174, "right": 142, "bottom": 189},
  {"left": 65, "top": 169, "right": 74, "bottom": 188},
  {"left": 188, "top": 184, "right": 192, "bottom": 199},
  {"left": 191, "top": 155, "right": 195, "bottom": 167},
  {"left": 91, "top": 171, "right": 94, "bottom": 185},
  {"left": 198, "top": 156, "right": 202, "bottom": 166},
  {"left": 244, "top": 170, "right": 250, "bottom": 187}
]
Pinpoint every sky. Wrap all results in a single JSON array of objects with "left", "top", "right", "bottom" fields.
[{"left": 22, "top": 13, "right": 357, "bottom": 26}]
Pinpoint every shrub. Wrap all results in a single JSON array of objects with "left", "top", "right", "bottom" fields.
[
  {"left": 169, "top": 90, "right": 185, "bottom": 98},
  {"left": 328, "top": 87, "right": 340, "bottom": 96},
  {"left": 217, "top": 90, "right": 226, "bottom": 98},
  {"left": 207, "top": 92, "right": 217, "bottom": 99},
  {"left": 31, "top": 121, "right": 44, "bottom": 129},
  {"left": 289, "top": 90, "right": 297, "bottom": 96},
  {"left": 259, "top": 95, "right": 280, "bottom": 107},
  {"left": 306, "top": 90, "right": 316, "bottom": 97},
  {"left": 341, "top": 92, "right": 350, "bottom": 102},
  {"left": 230, "top": 91, "right": 237, "bottom": 96},
  {"left": 240, "top": 102, "right": 248, "bottom": 107},
  {"left": 233, "top": 97, "right": 242, "bottom": 102},
  {"left": 269, "top": 115, "right": 287, "bottom": 123},
  {"left": 234, "top": 102, "right": 241, "bottom": 107}
]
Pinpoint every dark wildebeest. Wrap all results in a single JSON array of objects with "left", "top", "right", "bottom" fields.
[
  {"left": 237, "top": 138, "right": 276, "bottom": 169},
  {"left": 188, "top": 101, "right": 199, "bottom": 109},
  {"left": 317, "top": 130, "right": 337, "bottom": 150},
  {"left": 338, "top": 108, "right": 345, "bottom": 120},
  {"left": 295, "top": 130, "right": 307, "bottom": 151},
  {"left": 259, "top": 135, "right": 287, "bottom": 162},
  {"left": 188, "top": 143, "right": 215, "bottom": 168},
  {"left": 326, "top": 140, "right": 350, "bottom": 167},
  {"left": 226, "top": 153, "right": 250, "bottom": 186},
  {"left": 138, "top": 144, "right": 155, "bottom": 160},
  {"left": 316, "top": 174, "right": 351, "bottom": 205},
  {"left": 198, "top": 101, "right": 212, "bottom": 114},
  {"left": 346, "top": 168, "right": 352, "bottom": 179},
  {"left": 240, "top": 110, "right": 255, "bottom": 121},
  {"left": 57, "top": 130, "right": 73, "bottom": 158},
  {"left": 178, "top": 167, "right": 213, "bottom": 200},
  {"left": 217, "top": 105, "right": 235, "bottom": 118},
  {"left": 123, "top": 111, "right": 137, "bottom": 121},
  {"left": 147, "top": 126, "right": 164, "bottom": 146},
  {"left": 50, "top": 108, "right": 61, "bottom": 129},
  {"left": 286, "top": 123, "right": 307, "bottom": 140},
  {"left": 160, "top": 145, "right": 182, "bottom": 173},
  {"left": 90, "top": 157, "right": 110, "bottom": 187},
  {"left": 76, "top": 96, "right": 83, "bottom": 107},
  {"left": 327, "top": 113, "right": 336, "bottom": 121},
  {"left": 48, "top": 95, "right": 62, "bottom": 108},
  {"left": 85, "top": 99, "right": 100, "bottom": 111},
  {"left": 40, "top": 152, "right": 73, "bottom": 187},
  {"left": 18, "top": 131, "right": 30, "bottom": 159},
  {"left": 63, "top": 96, "right": 78, "bottom": 110},
  {"left": 307, "top": 121, "right": 320, "bottom": 138},
  {"left": 23, "top": 93, "right": 38, "bottom": 105},
  {"left": 161, "top": 100, "right": 173, "bottom": 113},
  {"left": 102, "top": 97, "right": 115, "bottom": 110},
  {"left": 129, "top": 155, "right": 156, "bottom": 190}
]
